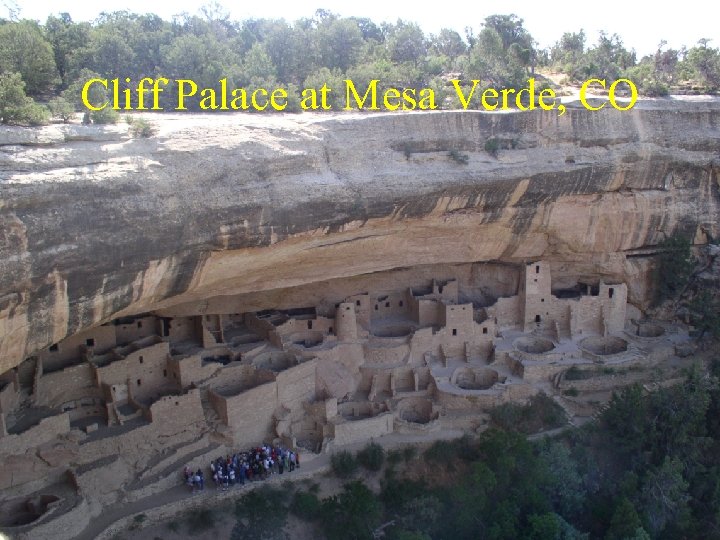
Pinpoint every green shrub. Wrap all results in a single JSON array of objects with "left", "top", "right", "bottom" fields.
[
  {"left": 185, "top": 508, "right": 216, "bottom": 533},
  {"left": 387, "top": 449, "right": 403, "bottom": 465},
  {"left": 356, "top": 442, "right": 385, "bottom": 471},
  {"left": 49, "top": 97, "right": 75, "bottom": 123},
  {"left": 563, "top": 387, "right": 579, "bottom": 397},
  {"left": 448, "top": 149, "right": 469, "bottom": 164},
  {"left": 90, "top": 106, "right": 119, "bottom": 124},
  {"left": 484, "top": 137, "right": 500, "bottom": 156},
  {"left": 0, "top": 72, "right": 49, "bottom": 125},
  {"left": 128, "top": 117, "right": 158, "bottom": 138},
  {"left": 17, "top": 103, "right": 50, "bottom": 126},
  {"left": 291, "top": 491, "right": 321, "bottom": 520},
  {"left": 423, "top": 439, "right": 457, "bottom": 464},
  {"left": 489, "top": 392, "right": 566, "bottom": 434},
  {"left": 331, "top": 450, "right": 358, "bottom": 478},
  {"left": 564, "top": 366, "right": 590, "bottom": 380},
  {"left": 402, "top": 446, "right": 417, "bottom": 463}
]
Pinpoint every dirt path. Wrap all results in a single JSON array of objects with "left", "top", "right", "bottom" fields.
[{"left": 78, "top": 429, "right": 466, "bottom": 540}]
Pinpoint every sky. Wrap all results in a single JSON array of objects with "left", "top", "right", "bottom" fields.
[{"left": 11, "top": 0, "right": 720, "bottom": 57}]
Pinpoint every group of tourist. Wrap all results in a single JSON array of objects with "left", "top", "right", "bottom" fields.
[{"left": 183, "top": 444, "right": 300, "bottom": 493}]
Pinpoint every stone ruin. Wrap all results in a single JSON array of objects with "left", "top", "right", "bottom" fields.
[{"left": 0, "top": 259, "right": 693, "bottom": 539}]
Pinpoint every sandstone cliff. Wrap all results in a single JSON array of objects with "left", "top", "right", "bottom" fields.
[{"left": 1, "top": 100, "right": 719, "bottom": 373}]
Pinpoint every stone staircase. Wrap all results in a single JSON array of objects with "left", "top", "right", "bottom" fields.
[
  {"left": 123, "top": 440, "right": 224, "bottom": 502},
  {"left": 550, "top": 394, "right": 577, "bottom": 427}
]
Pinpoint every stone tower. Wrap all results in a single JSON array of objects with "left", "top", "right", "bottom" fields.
[
  {"left": 522, "top": 261, "right": 552, "bottom": 332},
  {"left": 335, "top": 302, "right": 358, "bottom": 341}
]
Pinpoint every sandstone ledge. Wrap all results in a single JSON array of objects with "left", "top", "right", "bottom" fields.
[{"left": 1, "top": 101, "right": 719, "bottom": 372}]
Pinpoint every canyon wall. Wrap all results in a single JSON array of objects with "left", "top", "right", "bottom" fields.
[{"left": 1, "top": 100, "right": 719, "bottom": 372}]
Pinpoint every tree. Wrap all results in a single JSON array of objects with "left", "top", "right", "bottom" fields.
[
  {"left": 317, "top": 18, "right": 364, "bottom": 73},
  {"left": 320, "top": 481, "right": 382, "bottom": 540},
  {"left": 686, "top": 290, "right": 720, "bottom": 339},
  {"left": 242, "top": 42, "right": 277, "bottom": 83},
  {"left": 640, "top": 457, "right": 691, "bottom": 535},
  {"left": 387, "top": 20, "right": 427, "bottom": 67},
  {"left": 429, "top": 29, "right": 466, "bottom": 59},
  {"left": 550, "top": 30, "right": 586, "bottom": 68},
  {"left": 605, "top": 498, "right": 646, "bottom": 540},
  {"left": 653, "top": 232, "right": 695, "bottom": 304},
  {"left": 0, "top": 72, "right": 49, "bottom": 125},
  {"left": 44, "top": 13, "right": 91, "bottom": 86},
  {"left": 683, "top": 40, "right": 720, "bottom": 88},
  {"left": 0, "top": 20, "right": 59, "bottom": 96}
]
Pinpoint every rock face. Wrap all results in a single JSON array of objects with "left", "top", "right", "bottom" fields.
[{"left": 1, "top": 100, "right": 719, "bottom": 373}]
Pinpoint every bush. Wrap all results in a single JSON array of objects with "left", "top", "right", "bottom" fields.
[
  {"left": 387, "top": 449, "right": 403, "bottom": 465},
  {"left": 356, "top": 442, "right": 385, "bottom": 471},
  {"left": 484, "top": 137, "right": 500, "bottom": 156},
  {"left": 291, "top": 491, "right": 321, "bottom": 520},
  {"left": 185, "top": 508, "right": 216, "bottom": 533},
  {"left": 17, "top": 103, "right": 50, "bottom": 126},
  {"left": 0, "top": 72, "right": 49, "bottom": 125},
  {"left": 402, "top": 446, "right": 417, "bottom": 463},
  {"left": 423, "top": 439, "right": 458, "bottom": 464},
  {"left": 331, "top": 450, "right": 358, "bottom": 478},
  {"left": 90, "top": 106, "right": 119, "bottom": 124},
  {"left": 232, "top": 486, "right": 289, "bottom": 540},
  {"left": 448, "top": 149, "right": 469, "bottom": 164},
  {"left": 49, "top": 97, "right": 75, "bottom": 123},
  {"left": 564, "top": 366, "right": 590, "bottom": 380},
  {"left": 128, "top": 117, "right": 158, "bottom": 138},
  {"left": 563, "top": 387, "right": 579, "bottom": 397},
  {"left": 490, "top": 392, "right": 566, "bottom": 434}
]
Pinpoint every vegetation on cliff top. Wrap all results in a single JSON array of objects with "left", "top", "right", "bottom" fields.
[{"left": 0, "top": 9, "right": 718, "bottom": 123}]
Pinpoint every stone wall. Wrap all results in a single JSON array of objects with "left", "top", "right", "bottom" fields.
[
  {"left": 0, "top": 414, "right": 70, "bottom": 456},
  {"left": 39, "top": 326, "right": 116, "bottom": 372},
  {"left": 276, "top": 360, "right": 316, "bottom": 409},
  {"left": 114, "top": 316, "right": 158, "bottom": 346},
  {"left": 34, "top": 363, "right": 99, "bottom": 408},
  {"left": 95, "top": 341, "right": 171, "bottom": 401},
  {"left": 332, "top": 412, "right": 394, "bottom": 445},
  {"left": 148, "top": 388, "right": 205, "bottom": 433},
  {"left": 210, "top": 381, "right": 277, "bottom": 446}
]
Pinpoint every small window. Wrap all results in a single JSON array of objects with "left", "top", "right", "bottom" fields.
[
  {"left": 86, "top": 338, "right": 95, "bottom": 347},
  {"left": 483, "top": 327, "right": 488, "bottom": 334},
  {"left": 535, "top": 315, "right": 541, "bottom": 323},
  {"left": 139, "top": 356, "right": 144, "bottom": 363},
  {"left": 137, "top": 321, "right": 142, "bottom": 328},
  {"left": 541, "top": 298, "right": 544, "bottom": 303},
  {"left": 536, "top": 265, "right": 540, "bottom": 274},
  {"left": 175, "top": 401, "right": 179, "bottom": 406},
  {"left": 163, "top": 369, "right": 167, "bottom": 377},
  {"left": 356, "top": 300, "right": 361, "bottom": 306},
  {"left": 329, "top": 327, "right": 333, "bottom": 334},
  {"left": 137, "top": 379, "right": 141, "bottom": 386},
  {"left": 307, "top": 321, "right": 313, "bottom": 330},
  {"left": 534, "top": 279, "right": 537, "bottom": 283},
  {"left": 609, "top": 287, "right": 614, "bottom": 299},
  {"left": 374, "top": 305, "right": 378, "bottom": 311},
  {"left": 49, "top": 344, "right": 58, "bottom": 352},
  {"left": 346, "top": 306, "right": 351, "bottom": 311},
  {"left": 452, "top": 329, "right": 457, "bottom": 336},
  {"left": 399, "top": 301, "right": 404, "bottom": 307},
  {"left": 385, "top": 302, "right": 390, "bottom": 308}
]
